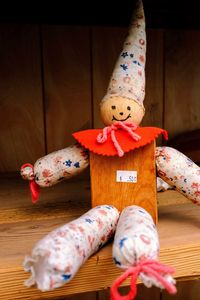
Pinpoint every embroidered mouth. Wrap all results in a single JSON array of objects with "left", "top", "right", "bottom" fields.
[{"left": 112, "top": 114, "right": 131, "bottom": 122}]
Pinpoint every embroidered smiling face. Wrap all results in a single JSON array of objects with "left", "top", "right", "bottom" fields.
[{"left": 100, "top": 96, "right": 145, "bottom": 126}]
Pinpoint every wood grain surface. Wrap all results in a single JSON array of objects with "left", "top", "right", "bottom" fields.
[
  {"left": 42, "top": 25, "right": 92, "bottom": 152},
  {"left": 0, "top": 175, "right": 199, "bottom": 299},
  {"left": 162, "top": 279, "right": 200, "bottom": 300},
  {"left": 90, "top": 142, "right": 157, "bottom": 222},
  {"left": 98, "top": 285, "right": 160, "bottom": 300},
  {"left": 165, "top": 30, "right": 200, "bottom": 139},
  {"left": 142, "top": 29, "right": 164, "bottom": 130},
  {"left": 1, "top": 27, "right": 200, "bottom": 172},
  {"left": 0, "top": 25, "right": 45, "bottom": 172}
]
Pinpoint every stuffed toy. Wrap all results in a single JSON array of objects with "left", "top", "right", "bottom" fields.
[{"left": 21, "top": 1, "right": 200, "bottom": 299}]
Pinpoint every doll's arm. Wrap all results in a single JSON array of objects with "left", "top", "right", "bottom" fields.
[
  {"left": 20, "top": 144, "right": 89, "bottom": 203},
  {"left": 155, "top": 146, "right": 200, "bottom": 205}
]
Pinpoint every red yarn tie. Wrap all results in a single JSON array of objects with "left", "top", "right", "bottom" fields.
[
  {"left": 97, "top": 122, "right": 141, "bottom": 157},
  {"left": 110, "top": 259, "right": 177, "bottom": 300},
  {"left": 29, "top": 180, "right": 40, "bottom": 204}
]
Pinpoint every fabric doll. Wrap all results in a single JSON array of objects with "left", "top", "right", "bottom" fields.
[
  {"left": 20, "top": 0, "right": 200, "bottom": 206},
  {"left": 22, "top": 0, "right": 199, "bottom": 299}
]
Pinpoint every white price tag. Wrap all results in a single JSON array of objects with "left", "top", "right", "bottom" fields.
[{"left": 116, "top": 170, "right": 137, "bottom": 183}]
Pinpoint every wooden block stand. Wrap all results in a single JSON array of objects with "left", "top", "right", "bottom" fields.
[{"left": 90, "top": 142, "right": 157, "bottom": 223}]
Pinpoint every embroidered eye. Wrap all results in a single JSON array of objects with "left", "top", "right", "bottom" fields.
[
  {"left": 112, "top": 105, "right": 116, "bottom": 110},
  {"left": 127, "top": 106, "right": 131, "bottom": 111}
]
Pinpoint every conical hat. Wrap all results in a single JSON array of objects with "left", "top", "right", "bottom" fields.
[{"left": 101, "top": 0, "right": 146, "bottom": 108}]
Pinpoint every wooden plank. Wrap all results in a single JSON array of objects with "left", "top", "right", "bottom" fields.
[
  {"left": 0, "top": 174, "right": 91, "bottom": 224},
  {"left": 92, "top": 28, "right": 164, "bottom": 132},
  {"left": 133, "top": 285, "right": 160, "bottom": 300},
  {"left": 165, "top": 30, "right": 200, "bottom": 139},
  {"left": 1, "top": 176, "right": 200, "bottom": 299},
  {"left": 92, "top": 27, "right": 127, "bottom": 128},
  {"left": 98, "top": 286, "right": 160, "bottom": 300},
  {"left": 42, "top": 26, "right": 92, "bottom": 152},
  {"left": 62, "top": 291, "right": 97, "bottom": 300},
  {"left": 167, "top": 129, "right": 200, "bottom": 164},
  {"left": 157, "top": 190, "right": 189, "bottom": 206},
  {"left": 0, "top": 174, "right": 189, "bottom": 225},
  {"left": 0, "top": 25, "right": 45, "bottom": 172},
  {"left": 142, "top": 30, "right": 164, "bottom": 130},
  {"left": 162, "top": 279, "right": 200, "bottom": 300},
  {"left": 1, "top": 202, "right": 200, "bottom": 299},
  {"left": 90, "top": 142, "right": 157, "bottom": 223}
]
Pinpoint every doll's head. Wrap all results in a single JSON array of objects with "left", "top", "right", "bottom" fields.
[
  {"left": 100, "top": 96, "right": 145, "bottom": 126},
  {"left": 100, "top": 0, "right": 146, "bottom": 127}
]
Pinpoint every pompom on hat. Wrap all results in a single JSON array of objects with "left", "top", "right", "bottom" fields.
[{"left": 101, "top": 0, "right": 146, "bottom": 110}]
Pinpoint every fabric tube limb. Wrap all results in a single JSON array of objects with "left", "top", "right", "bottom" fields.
[
  {"left": 111, "top": 205, "right": 176, "bottom": 299},
  {"left": 24, "top": 205, "right": 119, "bottom": 291}
]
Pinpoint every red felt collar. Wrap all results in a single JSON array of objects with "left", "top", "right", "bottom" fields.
[{"left": 72, "top": 127, "right": 168, "bottom": 156}]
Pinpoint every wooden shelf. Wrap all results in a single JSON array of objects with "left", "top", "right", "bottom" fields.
[{"left": 0, "top": 174, "right": 200, "bottom": 299}]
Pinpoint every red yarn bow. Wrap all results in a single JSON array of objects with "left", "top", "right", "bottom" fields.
[
  {"left": 110, "top": 259, "right": 177, "bottom": 300},
  {"left": 96, "top": 122, "right": 141, "bottom": 157}
]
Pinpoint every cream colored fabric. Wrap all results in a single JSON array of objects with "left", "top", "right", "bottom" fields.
[
  {"left": 102, "top": 0, "right": 146, "bottom": 108},
  {"left": 157, "top": 177, "right": 173, "bottom": 192},
  {"left": 24, "top": 205, "right": 119, "bottom": 291},
  {"left": 113, "top": 205, "right": 175, "bottom": 289},
  {"left": 156, "top": 147, "right": 200, "bottom": 205},
  {"left": 33, "top": 144, "right": 89, "bottom": 187}
]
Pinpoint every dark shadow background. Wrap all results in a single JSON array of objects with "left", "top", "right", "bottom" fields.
[{"left": 0, "top": 0, "right": 200, "bottom": 28}]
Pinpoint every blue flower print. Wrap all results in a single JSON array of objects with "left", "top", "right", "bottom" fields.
[
  {"left": 119, "top": 237, "right": 128, "bottom": 249},
  {"left": 65, "top": 160, "right": 72, "bottom": 167},
  {"left": 62, "top": 274, "right": 71, "bottom": 281},
  {"left": 74, "top": 162, "right": 80, "bottom": 168},
  {"left": 120, "top": 64, "right": 128, "bottom": 71},
  {"left": 121, "top": 52, "right": 128, "bottom": 58}
]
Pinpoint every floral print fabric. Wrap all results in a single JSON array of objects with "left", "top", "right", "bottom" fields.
[
  {"left": 112, "top": 205, "right": 175, "bottom": 289},
  {"left": 33, "top": 144, "right": 89, "bottom": 187},
  {"left": 101, "top": 0, "right": 146, "bottom": 107},
  {"left": 24, "top": 205, "right": 119, "bottom": 291},
  {"left": 156, "top": 147, "right": 200, "bottom": 205}
]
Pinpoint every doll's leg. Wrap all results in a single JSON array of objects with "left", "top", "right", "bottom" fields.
[
  {"left": 24, "top": 205, "right": 119, "bottom": 291},
  {"left": 111, "top": 205, "right": 176, "bottom": 300},
  {"left": 155, "top": 146, "right": 200, "bottom": 205},
  {"left": 20, "top": 144, "right": 89, "bottom": 203}
]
